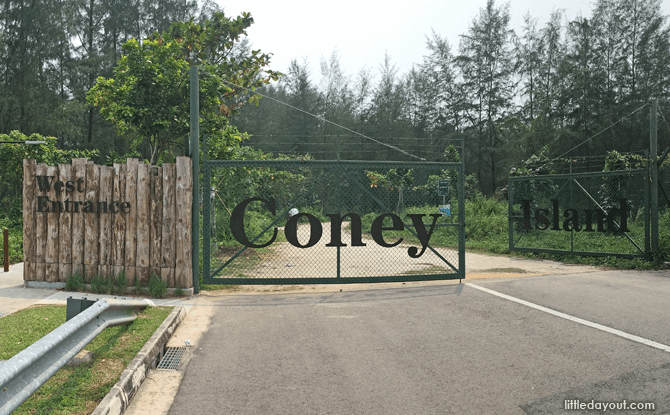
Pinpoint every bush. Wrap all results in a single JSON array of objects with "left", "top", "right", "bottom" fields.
[
  {"left": 148, "top": 274, "right": 167, "bottom": 298},
  {"left": 65, "top": 272, "right": 85, "bottom": 292},
  {"left": 114, "top": 271, "right": 128, "bottom": 295},
  {"left": 174, "top": 285, "right": 184, "bottom": 297},
  {"left": 91, "top": 275, "right": 112, "bottom": 294}
]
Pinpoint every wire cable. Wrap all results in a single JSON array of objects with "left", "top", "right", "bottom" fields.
[
  {"left": 538, "top": 102, "right": 649, "bottom": 171},
  {"left": 223, "top": 80, "right": 427, "bottom": 161}
]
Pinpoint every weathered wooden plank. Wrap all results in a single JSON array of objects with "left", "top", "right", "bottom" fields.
[
  {"left": 45, "top": 165, "right": 59, "bottom": 282},
  {"left": 35, "top": 164, "right": 48, "bottom": 281},
  {"left": 136, "top": 163, "right": 150, "bottom": 269},
  {"left": 98, "top": 265, "right": 111, "bottom": 278},
  {"left": 46, "top": 263, "right": 59, "bottom": 283},
  {"left": 112, "top": 265, "right": 125, "bottom": 281},
  {"left": 112, "top": 163, "right": 126, "bottom": 269},
  {"left": 22, "top": 159, "right": 36, "bottom": 265},
  {"left": 84, "top": 164, "right": 100, "bottom": 281},
  {"left": 149, "top": 266, "right": 161, "bottom": 283},
  {"left": 175, "top": 157, "right": 192, "bottom": 273},
  {"left": 175, "top": 267, "right": 192, "bottom": 289},
  {"left": 150, "top": 166, "right": 163, "bottom": 270},
  {"left": 71, "top": 158, "right": 88, "bottom": 276},
  {"left": 58, "top": 263, "right": 72, "bottom": 283},
  {"left": 58, "top": 163, "right": 73, "bottom": 282},
  {"left": 24, "top": 262, "right": 35, "bottom": 282},
  {"left": 98, "top": 166, "right": 113, "bottom": 266},
  {"left": 137, "top": 266, "right": 150, "bottom": 285},
  {"left": 125, "top": 266, "right": 137, "bottom": 286},
  {"left": 161, "top": 163, "right": 176, "bottom": 270},
  {"left": 161, "top": 267, "right": 175, "bottom": 288},
  {"left": 125, "top": 159, "right": 139, "bottom": 270},
  {"left": 35, "top": 263, "right": 46, "bottom": 283}
]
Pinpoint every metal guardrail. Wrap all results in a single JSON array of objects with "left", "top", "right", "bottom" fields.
[{"left": 0, "top": 299, "right": 149, "bottom": 415}]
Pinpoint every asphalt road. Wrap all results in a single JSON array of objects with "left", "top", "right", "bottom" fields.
[{"left": 169, "top": 271, "right": 670, "bottom": 414}]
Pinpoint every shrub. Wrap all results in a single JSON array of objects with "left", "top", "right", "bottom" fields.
[
  {"left": 174, "top": 285, "right": 184, "bottom": 297},
  {"left": 90, "top": 275, "right": 105, "bottom": 294},
  {"left": 114, "top": 272, "right": 128, "bottom": 295},
  {"left": 65, "top": 272, "right": 85, "bottom": 292},
  {"left": 148, "top": 274, "right": 167, "bottom": 299}
]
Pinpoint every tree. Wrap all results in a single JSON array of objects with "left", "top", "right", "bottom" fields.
[
  {"left": 419, "top": 31, "right": 458, "bottom": 135},
  {"left": 87, "top": 11, "right": 280, "bottom": 164},
  {"left": 456, "top": 0, "right": 517, "bottom": 194}
]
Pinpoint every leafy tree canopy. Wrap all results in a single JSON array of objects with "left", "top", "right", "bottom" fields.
[
  {"left": 87, "top": 11, "right": 281, "bottom": 164},
  {"left": 0, "top": 131, "right": 98, "bottom": 220}
]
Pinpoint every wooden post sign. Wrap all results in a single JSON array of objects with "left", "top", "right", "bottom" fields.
[{"left": 22, "top": 157, "right": 193, "bottom": 290}]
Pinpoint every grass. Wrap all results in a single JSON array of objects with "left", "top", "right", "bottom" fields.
[
  {"left": 174, "top": 285, "right": 184, "bottom": 297},
  {"left": 114, "top": 272, "right": 128, "bottom": 296},
  {"left": 148, "top": 274, "right": 167, "bottom": 299},
  {"left": 90, "top": 275, "right": 113, "bottom": 295},
  {"left": 65, "top": 272, "right": 85, "bottom": 292},
  {"left": 0, "top": 305, "right": 173, "bottom": 415}
]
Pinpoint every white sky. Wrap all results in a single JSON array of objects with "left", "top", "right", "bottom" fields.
[{"left": 216, "top": 0, "right": 669, "bottom": 85}]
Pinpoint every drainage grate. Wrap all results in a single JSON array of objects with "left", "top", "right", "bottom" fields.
[{"left": 157, "top": 347, "right": 186, "bottom": 370}]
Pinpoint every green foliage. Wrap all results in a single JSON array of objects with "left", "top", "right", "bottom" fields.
[
  {"left": 509, "top": 151, "right": 554, "bottom": 177},
  {"left": 603, "top": 150, "right": 645, "bottom": 171},
  {"left": 4, "top": 306, "right": 172, "bottom": 414},
  {"left": 148, "top": 274, "right": 167, "bottom": 298},
  {"left": 0, "top": 220, "right": 22, "bottom": 265},
  {"left": 134, "top": 276, "right": 142, "bottom": 293},
  {"left": 87, "top": 11, "right": 281, "bottom": 164},
  {"left": 114, "top": 272, "right": 129, "bottom": 295},
  {"left": 365, "top": 168, "right": 413, "bottom": 213},
  {"left": 0, "top": 132, "right": 98, "bottom": 221},
  {"left": 174, "top": 285, "right": 184, "bottom": 297},
  {"left": 91, "top": 275, "right": 112, "bottom": 294},
  {"left": 65, "top": 272, "right": 86, "bottom": 292}
]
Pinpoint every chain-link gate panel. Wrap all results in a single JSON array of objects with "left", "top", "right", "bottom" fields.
[
  {"left": 202, "top": 160, "right": 464, "bottom": 284},
  {"left": 659, "top": 166, "right": 670, "bottom": 254},
  {"left": 509, "top": 169, "right": 649, "bottom": 258}
]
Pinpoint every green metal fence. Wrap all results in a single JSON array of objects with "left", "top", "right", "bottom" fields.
[
  {"left": 508, "top": 169, "right": 652, "bottom": 258},
  {"left": 202, "top": 151, "right": 465, "bottom": 285}
]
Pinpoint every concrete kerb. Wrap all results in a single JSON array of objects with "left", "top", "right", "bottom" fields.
[
  {"left": 91, "top": 305, "right": 188, "bottom": 415},
  {"left": 24, "top": 281, "right": 195, "bottom": 297}
]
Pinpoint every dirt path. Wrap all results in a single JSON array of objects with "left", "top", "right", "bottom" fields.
[{"left": 214, "top": 223, "right": 599, "bottom": 293}]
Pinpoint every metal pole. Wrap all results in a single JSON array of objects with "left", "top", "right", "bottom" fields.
[
  {"left": 650, "top": 98, "right": 659, "bottom": 255},
  {"left": 570, "top": 160, "right": 574, "bottom": 253},
  {"left": 190, "top": 66, "right": 200, "bottom": 294},
  {"left": 3, "top": 228, "right": 8, "bottom": 272},
  {"left": 459, "top": 136, "right": 465, "bottom": 280}
]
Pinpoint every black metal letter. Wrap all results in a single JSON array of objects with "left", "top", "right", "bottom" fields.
[
  {"left": 371, "top": 213, "right": 404, "bottom": 248},
  {"left": 285, "top": 213, "right": 322, "bottom": 248},
  {"left": 230, "top": 197, "right": 278, "bottom": 248}
]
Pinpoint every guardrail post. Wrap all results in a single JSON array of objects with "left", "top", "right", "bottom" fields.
[{"left": 0, "top": 299, "right": 145, "bottom": 415}]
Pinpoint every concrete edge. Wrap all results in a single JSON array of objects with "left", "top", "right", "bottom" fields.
[
  {"left": 90, "top": 305, "right": 188, "bottom": 415},
  {"left": 24, "top": 281, "right": 195, "bottom": 296}
]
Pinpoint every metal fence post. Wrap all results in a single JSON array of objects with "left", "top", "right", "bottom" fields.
[
  {"left": 190, "top": 65, "right": 200, "bottom": 294},
  {"left": 650, "top": 98, "right": 659, "bottom": 255},
  {"left": 202, "top": 135, "right": 210, "bottom": 285},
  {"left": 3, "top": 228, "right": 8, "bottom": 272}
]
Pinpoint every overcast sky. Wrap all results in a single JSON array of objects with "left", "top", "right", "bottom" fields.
[{"left": 216, "top": 0, "right": 670, "bottom": 85}]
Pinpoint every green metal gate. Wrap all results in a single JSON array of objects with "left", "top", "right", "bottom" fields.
[
  {"left": 202, "top": 144, "right": 465, "bottom": 285},
  {"left": 508, "top": 169, "right": 651, "bottom": 258}
]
